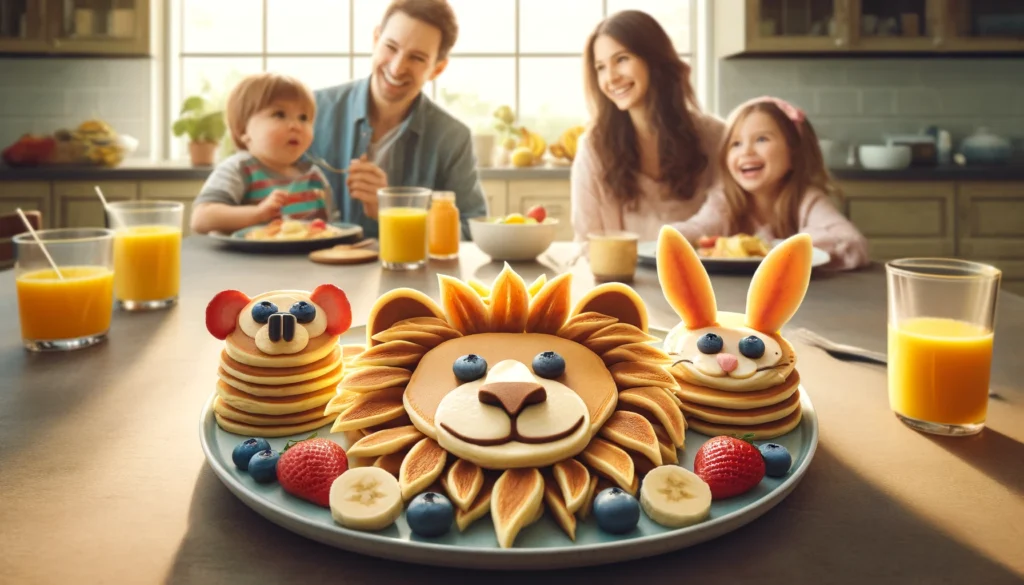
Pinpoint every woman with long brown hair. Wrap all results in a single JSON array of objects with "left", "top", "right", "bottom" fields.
[{"left": 571, "top": 9, "right": 725, "bottom": 242}]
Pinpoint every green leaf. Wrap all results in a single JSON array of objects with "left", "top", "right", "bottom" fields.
[
  {"left": 179, "top": 95, "right": 206, "bottom": 115},
  {"left": 171, "top": 118, "right": 193, "bottom": 139},
  {"left": 282, "top": 431, "right": 319, "bottom": 452},
  {"left": 196, "top": 111, "right": 226, "bottom": 142}
]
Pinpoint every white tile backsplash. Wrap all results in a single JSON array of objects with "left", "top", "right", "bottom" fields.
[
  {"left": 718, "top": 58, "right": 1024, "bottom": 145},
  {"left": 0, "top": 58, "right": 152, "bottom": 157}
]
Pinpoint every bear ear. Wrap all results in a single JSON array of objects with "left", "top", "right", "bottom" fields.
[
  {"left": 206, "top": 290, "right": 251, "bottom": 340},
  {"left": 570, "top": 282, "right": 649, "bottom": 332},
  {"left": 311, "top": 284, "right": 352, "bottom": 336},
  {"left": 745, "top": 233, "right": 813, "bottom": 333},
  {"left": 656, "top": 226, "right": 717, "bottom": 329},
  {"left": 367, "top": 288, "right": 447, "bottom": 346}
]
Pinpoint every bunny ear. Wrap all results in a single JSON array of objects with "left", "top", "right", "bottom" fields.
[
  {"left": 745, "top": 233, "right": 813, "bottom": 333},
  {"left": 656, "top": 226, "right": 717, "bottom": 329}
]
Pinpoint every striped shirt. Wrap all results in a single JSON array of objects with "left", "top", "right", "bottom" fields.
[{"left": 193, "top": 151, "right": 333, "bottom": 220}]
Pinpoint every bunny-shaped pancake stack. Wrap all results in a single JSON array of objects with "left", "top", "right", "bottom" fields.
[{"left": 656, "top": 226, "right": 813, "bottom": 440}]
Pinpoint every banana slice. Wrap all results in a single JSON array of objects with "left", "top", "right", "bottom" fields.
[
  {"left": 639, "top": 465, "right": 712, "bottom": 528},
  {"left": 330, "top": 467, "right": 404, "bottom": 531}
]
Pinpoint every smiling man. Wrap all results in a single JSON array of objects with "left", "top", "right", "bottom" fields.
[{"left": 309, "top": 0, "right": 488, "bottom": 239}]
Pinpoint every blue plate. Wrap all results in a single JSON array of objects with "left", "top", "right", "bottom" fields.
[
  {"left": 199, "top": 326, "right": 818, "bottom": 570},
  {"left": 207, "top": 221, "right": 363, "bottom": 254}
]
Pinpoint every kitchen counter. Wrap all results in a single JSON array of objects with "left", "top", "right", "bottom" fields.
[
  {"left": 1, "top": 238, "right": 1022, "bottom": 584},
  {"left": 3, "top": 160, "right": 1024, "bottom": 182}
]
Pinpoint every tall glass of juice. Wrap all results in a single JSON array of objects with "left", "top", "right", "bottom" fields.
[
  {"left": 14, "top": 228, "right": 115, "bottom": 352},
  {"left": 378, "top": 187, "right": 431, "bottom": 270},
  {"left": 886, "top": 258, "right": 1001, "bottom": 436},
  {"left": 106, "top": 201, "right": 183, "bottom": 311}
]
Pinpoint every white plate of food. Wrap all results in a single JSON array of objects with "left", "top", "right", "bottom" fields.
[
  {"left": 638, "top": 235, "right": 830, "bottom": 272},
  {"left": 209, "top": 219, "right": 364, "bottom": 254}
]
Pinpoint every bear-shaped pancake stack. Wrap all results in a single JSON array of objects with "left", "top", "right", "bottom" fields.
[
  {"left": 206, "top": 285, "right": 352, "bottom": 437},
  {"left": 657, "top": 227, "right": 812, "bottom": 440}
]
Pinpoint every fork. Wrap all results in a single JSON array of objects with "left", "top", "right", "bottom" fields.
[
  {"left": 789, "top": 327, "right": 888, "bottom": 365},
  {"left": 304, "top": 153, "right": 348, "bottom": 175}
]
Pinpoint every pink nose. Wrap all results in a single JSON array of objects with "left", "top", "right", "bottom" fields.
[{"left": 717, "top": 353, "right": 738, "bottom": 373}]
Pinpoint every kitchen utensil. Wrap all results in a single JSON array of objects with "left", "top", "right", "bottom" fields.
[{"left": 858, "top": 145, "right": 912, "bottom": 170}]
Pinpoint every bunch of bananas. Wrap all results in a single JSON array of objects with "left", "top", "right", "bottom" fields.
[
  {"left": 549, "top": 126, "right": 585, "bottom": 162},
  {"left": 74, "top": 119, "right": 125, "bottom": 167}
]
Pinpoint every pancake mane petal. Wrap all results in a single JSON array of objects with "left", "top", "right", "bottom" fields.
[
  {"left": 443, "top": 459, "right": 485, "bottom": 512},
  {"left": 525, "top": 273, "right": 572, "bottom": 334},
  {"left": 618, "top": 386, "right": 688, "bottom": 447},
  {"left": 439, "top": 275, "right": 491, "bottom": 335},
  {"left": 347, "top": 425, "right": 424, "bottom": 458},
  {"left": 555, "top": 312, "right": 618, "bottom": 343},
  {"left": 455, "top": 473, "right": 495, "bottom": 532},
  {"left": 598, "top": 411, "right": 662, "bottom": 467},
  {"left": 579, "top": 437, "right": 635, "bottom": 492},
  {"left": 349, "top": 340, "right": 426, "bottom": 369},
  {"left": 399, "top": 438, "right": 448, "bottom": 501},
  {"left": 542, "top": 472, "right": 577, "bottom": 541},
  {"left": 610, "top": 361, "right": 678, "bottom": 391},
  {"left": 552, "top": 458, "right": 590, "bottom": 515},
  {"left": 329, "top": 387, "right": 406, "bottom": 432},
  {"left": 491, "top": 468, "right": 544, "bottom": 548},
  {"left": 600, "top": 342, "right": 673, "bottom": 367},
  {"left": 489, "top": 263, "right": 530, "bottom": 333},
  {"left": 581, "top": 323, "right": 658, "bottom": 356},
  {"left": 338, "top": 366, "right": 411, "bottom": 393}
]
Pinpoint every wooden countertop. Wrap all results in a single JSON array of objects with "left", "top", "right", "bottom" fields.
[{"left": 1, "top": 238, "right": 1022, "bottom": 584}]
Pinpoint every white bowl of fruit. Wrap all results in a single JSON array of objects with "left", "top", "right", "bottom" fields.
[{"left": 469, "top": 205, "right": 558, "bottom": 261}]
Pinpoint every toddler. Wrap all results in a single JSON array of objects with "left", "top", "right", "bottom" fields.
[
  {"left": 673, "top": 97, "right": 869, "bottom": 270},
  {"left": 190, "top": 72, "right": 332, "bottom": 235}
]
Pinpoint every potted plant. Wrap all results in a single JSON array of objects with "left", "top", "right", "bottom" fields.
[{"left": 172, "top": 95, "right": 226, "bottom": 166}]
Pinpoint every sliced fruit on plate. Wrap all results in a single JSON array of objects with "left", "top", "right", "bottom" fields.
[
  {"left": 330, "top": 466, "right": 404, "bottom": 531},
  {"left": 639, "top": 465, "right": 712, "bottom": 528}
]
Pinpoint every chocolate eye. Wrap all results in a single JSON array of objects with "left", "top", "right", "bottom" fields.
[
  {"left": 696, "top": 333, "right": 724, "bottom": 354},
  {"left": 251, "top": 301, "right": 278, "bottom": 324},
  {"left": 453, "top": 354, "right": 487, "bottom": 382},
  {"left": 739, "top": 335, "right": 765, "bottom": 358},
  {"left": 289, "top": 301, "right": 316, "bottom": 323}
]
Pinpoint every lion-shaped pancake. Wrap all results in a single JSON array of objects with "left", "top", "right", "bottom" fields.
[
  {"left": 656, "top": 226, "right": 813, "bottom": 440},
  {"left": 326, "top": 265, "right": 688, "bottom": 548}
]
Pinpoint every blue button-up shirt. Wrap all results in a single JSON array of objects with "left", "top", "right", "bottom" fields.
[{"left": 309, "top": 77, "right": 489, "bottom": 239}]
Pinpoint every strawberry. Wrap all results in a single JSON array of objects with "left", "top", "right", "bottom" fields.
[
  {"left": 693, "top": 435, "right": 765, "bottom": 500},
  {"left": 697, "top": 235, "right": 718, "bottom": 248},
  {"left": 310, "top": 284, "right": 352, "bottom": 335},
  {"left": 310, "top": 219, "right": 327, "bottom": 230},
  {"left": 276, "top": 437, "right": 349, "bottom": 508},
  {"left": 206, "top": 290, "right": 250, "bottom": 339}
]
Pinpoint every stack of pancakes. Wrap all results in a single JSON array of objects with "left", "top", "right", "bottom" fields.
[
  {"left": 674, "top": 370, "right": 802, "bottom": 440},
  {"left": 212, "top": 329, "right": 343, "bottom": 437}
]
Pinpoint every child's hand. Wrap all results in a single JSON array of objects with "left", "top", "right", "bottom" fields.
[{"left": 257, "top": 189, "right": 290, "bottom": 221}]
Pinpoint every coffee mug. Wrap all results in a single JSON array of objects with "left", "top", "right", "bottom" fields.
[{"left": 587, "top": 231, "right": 639, "bottom": 283}]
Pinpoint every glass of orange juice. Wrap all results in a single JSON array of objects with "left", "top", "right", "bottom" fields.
[
  {"left": 378, "top": 187, "right": 431, "bottom": 270},
  {"left": 14, "top": 228, "right": 115, "bottom": 352},
  {"left": 106, "top": 201, "right": 183, "bottom": 311},
  {"left": 886, "top": 258, "right": 1001, "bottom": 436}
]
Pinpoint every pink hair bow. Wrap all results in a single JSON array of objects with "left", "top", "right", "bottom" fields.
[{"left": 755, "top": 96, "right": 806, "bottom": 127}]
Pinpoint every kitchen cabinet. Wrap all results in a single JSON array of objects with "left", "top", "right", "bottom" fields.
[
  {"left": 839, "top": 181, "right": 956, "bottom": 259},
  {"left": 0, "top": 0, "right": 150, "bottom": 56},
  {"left": 481, "top": 179, "right": 507, "bottom": 219},
  {"left": 507, "top": 180, "right": 574, "bottom": 242},
  {"left": 956, "top": 182, "right": 1024, "bottom": 295},
  {"left": 715, "top": 0, "right": 1020, "bottom": 56},
  {"left": 0, "top": 181, "right": 53, "bottom": 227},
  {"left": 140, "top": 180, "right": 204, "bottom": 236},
  {"left": 53, "top": 180, "right": 137, "bottom": 228}
]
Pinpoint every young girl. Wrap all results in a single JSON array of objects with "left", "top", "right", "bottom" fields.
[
  {"left": 571, "top": 10, "right": 725, "bottom": 242},
  {"left": 189, "top": 72, "right": 332, "bottom": 235},
  {"left": 672, "top": 97, "right": 870, "bottom": 271}
]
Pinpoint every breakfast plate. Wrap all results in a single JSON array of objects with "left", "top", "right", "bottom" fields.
[
  {"left": 637, "top": 240, "right": 831, "bottom": 272},
  {"left": 199, "top": 325, "right": 819, "bottom": 570},
  {"left": 207, "top": 220, "right": 363, "bottom": 254}
]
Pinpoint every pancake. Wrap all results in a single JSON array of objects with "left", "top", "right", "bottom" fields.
[
  {"left": 217, "top": 363, "right": 344, "bottom": 397},
  {"left": 674, "top": 370, "right": 800, "bottom": 410},
  {"left": 214, "top": 411, "right": 335, "bottom": 438},
  {"left": 225, "top": 328, "right": 339, "bottom": 368},
  {"left": 680, "top": 389, "right": 801, "bottom": 425},
  {"left": 216, "top": 380, "right": 336, "bottom": 415},
  {"left": 213, "top": 396, "right": 331, "bottom": 426},
  {"left": 219, "top": 346, "right": 342, "bottom": 385},
  {"left": 686, "top": 408, "right": 802, "bottom": 440}
]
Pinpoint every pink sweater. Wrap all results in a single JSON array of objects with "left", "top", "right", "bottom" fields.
[
  {"left": 670, "top": 187, "right": 871, "bottom": 271},
  {"left": 570, "top": 113, "right": 726, "bottom": 243}
]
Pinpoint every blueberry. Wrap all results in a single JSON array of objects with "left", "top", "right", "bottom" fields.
[
  {"left": 739, "top": 335, "right": 766, "bottom": 359},
  {"left": 289, "top": 301, "right": 316, "bottom": 323},
  {"left": 453, "top": 354, "right": 487, "bottom": 382},
  {"left": 251, "top": 301, "right": 278, "bottom": 324},
  {"left": 232, "top": 437, "right": 270, "bottom": 470},
  {"left": 697, "top": 333, "right": 724, "bottom": 354},
  {"left": 592, "top": 487, "right": 640, "bottom": 535},
  {"left": 759, "top": 443, "right": 792, "bottom": 478},
  {"left": 532, "top": 351, "right": 565, "bottom": 378},
  {"left": 406, "top": 492, "right": 454, "bottom": 537},
  {"left": 248, "top": 449, "right": 280, "bottom": 483}
]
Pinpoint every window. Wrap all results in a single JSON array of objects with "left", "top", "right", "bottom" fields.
[{"left": 170, "top": 0, "right": 696, "bottom": 158}]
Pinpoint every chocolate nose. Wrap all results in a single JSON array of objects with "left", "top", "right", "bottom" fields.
[
  {"left": 478, "top": 381, "right": 546, "bottom": 416},
  {"left": 268, "top": 312, "right": 296, "bottom": 342}
]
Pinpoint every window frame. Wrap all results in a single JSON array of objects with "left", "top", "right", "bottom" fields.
[{"left": 162, "top": 0, "right": 702, "bottom": 160}]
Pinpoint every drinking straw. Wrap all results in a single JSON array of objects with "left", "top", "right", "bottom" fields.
[
  {"left": 94, "top": 185, "right": 123, "bottom": 229},
  {"left": 16, "top": 208, "right": 63, "bottom": 280}
]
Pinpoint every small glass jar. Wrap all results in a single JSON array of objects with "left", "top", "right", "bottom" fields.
[{"left": 428, "top": 191, "right": 460, "bottom": 260}]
